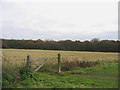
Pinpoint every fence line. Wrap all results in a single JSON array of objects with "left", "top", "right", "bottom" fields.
[
  {"left": 27, "top": 54, "right": 61, "bottom": 73},
  {"left": 30, "top": 57, "right": 56, "bottom": 62},
  {"left": 35, "top": 59, "right": 48, "bottom": 71}
]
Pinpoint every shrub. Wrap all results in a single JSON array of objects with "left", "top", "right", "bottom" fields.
[{"left": 61, "top": 60, "right": 100, "bottom": 71}]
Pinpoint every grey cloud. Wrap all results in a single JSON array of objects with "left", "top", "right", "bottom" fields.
[
  {"left": 1, "top": 2, "right": 118, "bottom": 41},
  {"left": 31, "top": 19, "right": 57, "bottom": 29},
  {"left": 98, "top": 30, "right": 118, "bottom": 40}
]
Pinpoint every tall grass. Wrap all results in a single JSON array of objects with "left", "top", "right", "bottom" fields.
[
  {"left": 37, "top": 56, "right": 100, "bottom": 71},
  {"left": 3, "top": 55, "right": 100, "bottom": 75},
  {"left": 2, "top": 56, "right": 34, "bottom": 87}
]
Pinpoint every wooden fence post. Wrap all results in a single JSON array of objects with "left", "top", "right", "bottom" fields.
[
  {"left": 58, "top": 53, "right": 61, "bottom": 73},
  {"left": 27, "top": 55, "right": 31, "bottom": 68}
]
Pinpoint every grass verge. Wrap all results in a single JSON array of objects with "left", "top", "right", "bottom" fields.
[{"left": 2, "top": 60, "right": 118, "bottom": 88}]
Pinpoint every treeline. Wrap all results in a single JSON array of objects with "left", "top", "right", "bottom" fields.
[{"left": 1, "top": 38, "right": 119, "bottom": 52}]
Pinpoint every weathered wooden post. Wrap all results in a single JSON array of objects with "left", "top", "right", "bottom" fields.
[
  {"left": 27, "top": 55, "right": 31, "bottom": 68},
  {"left": 58, "top": 53, "right": 61, "bottom": 73}
]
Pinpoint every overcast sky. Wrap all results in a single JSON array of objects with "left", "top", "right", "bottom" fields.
[{"left": 0, "top": 0, "right": 118, "bottom": 41}]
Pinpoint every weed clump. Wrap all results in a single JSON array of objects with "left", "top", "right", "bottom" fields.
[{"left": 61, "top": 60, "right": 100, "bottom": 71}]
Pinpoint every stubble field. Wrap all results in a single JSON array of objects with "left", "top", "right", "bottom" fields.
[{"left": 2, "top": 49, "right": 118, "bottom": 65}]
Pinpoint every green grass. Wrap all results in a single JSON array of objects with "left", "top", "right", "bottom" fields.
[{"left": 2, "top": 60, "right": 118, "bottom": 88}]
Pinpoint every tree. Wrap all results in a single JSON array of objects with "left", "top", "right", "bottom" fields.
[
  {"left": 90, "top": 38, "right": 100, "bottom": 43},
  {"left": 1, "top": 38, "right": 118, "bottom": 52},
  {"left": 2, "top": 39, "right": 8, "bottom": 48}
]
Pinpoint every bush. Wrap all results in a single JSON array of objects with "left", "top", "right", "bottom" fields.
[{"left": 61, "top": 60, "right": 100, "bottom": 71}]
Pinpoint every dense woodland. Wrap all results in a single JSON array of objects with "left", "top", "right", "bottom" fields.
[{"left": 1, "top": 38, "right": 119, "bottom": 52}]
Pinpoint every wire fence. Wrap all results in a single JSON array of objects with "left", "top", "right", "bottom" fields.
[{"left": 26, "top": 54, "right": 61, "bottom": 72}]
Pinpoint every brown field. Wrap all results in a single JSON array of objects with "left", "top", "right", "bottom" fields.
[{"left": 2, "top": 49, "right": 118, "bottom": 67}]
